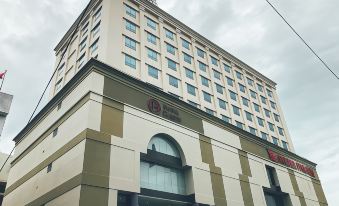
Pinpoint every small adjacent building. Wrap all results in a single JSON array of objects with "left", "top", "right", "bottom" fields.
[{"left": 0, "top": 92, "right": 13, "bottom": 138}]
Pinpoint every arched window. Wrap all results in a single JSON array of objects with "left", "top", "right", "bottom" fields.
[{"left": 140, "top": 135, "right": 186, "bottom": 195}]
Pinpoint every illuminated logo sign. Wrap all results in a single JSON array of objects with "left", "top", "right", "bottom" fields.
[
  {"left": 147, "top": 98, "right": 181, "bottom": 123},
  {"left": 267, "top": 149, "right": 315, "bottom": 177}
]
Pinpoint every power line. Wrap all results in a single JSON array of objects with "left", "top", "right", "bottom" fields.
[
  {"left": 0, "top": 1, "right": 92, "bottom": 173},
  {"left": 264, "top": 0, "right": 339, "bottom": 80}
]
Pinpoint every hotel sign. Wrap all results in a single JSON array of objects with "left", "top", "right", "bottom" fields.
[
  {"left": 268, "top": 149, "right": 315, "bottom": 177},
  {"left": 147, "top": 98, "right": 182, "bottom": 123}
]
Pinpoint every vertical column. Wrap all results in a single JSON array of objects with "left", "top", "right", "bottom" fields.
[
  {"left": 139, "top": 6, "right": 147, "bottom": 81},
  {"left": 158, "top": 17, "right": 168, "bottom": 93}
]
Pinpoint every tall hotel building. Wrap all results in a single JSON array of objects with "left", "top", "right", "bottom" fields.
[{"left": 3, "top": 0, "right": 327, "bottom": 206}]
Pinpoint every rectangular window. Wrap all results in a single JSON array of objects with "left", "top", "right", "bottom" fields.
[
  {"left": 93, "top": 7, "right": 102, "bottom": 21},
  {"left": 261, "top": 132, "right": 268, "bottom": 140},
  {"left": 91, "top": 39, "right": 99, "bottom": 54},
  {"left": 198, "top": 62, "right": 207, "bottom": 72},
  {"left": 77, "top": 53, "right": 86, "bottom": 69},
  {"left": 147, "top": 32, "right": 157, "bottom": 45},
  {"left": 247, "top": 78, "right": 254, "bottom": 86},
  {"left": 147, "top": 17, "right": 157, "bottom": 30},
  {"left": 229, "top": 90, "right": 237, "bottom": 101},
  {"left": 245, "top": 111, "right": 253, "bottom": 122},
  {"left": 268, "top": 122, "right": 275, "bottom": 132},
  {"left": 239, "top": 83, "right": 246, "bottom": 93},
  {"left": 214, "top": 70, "right": 221, "bottom": 80},
  {"left": 187, "top": 84, "right": 196, "bottom": 96},
  {"left": 226, "top": 77, "right": 234, "bottom": 87},
  {"left": 267, "top": 89, "right": 273, "bottom": 97},
  {"left": 282, "top": 141, "right": 289, "bottom": 150},
  {"left": 205, "top": 108, "right": 215, "bottom": 116},
  {"left": 166, "top": 43, "right": 176, "bottom": 55},
  {"left": 167, "top": 59, "right": 177, "bottom": 71},
  {"left": 203, "top": 92, "right": 212, "bottom": 103},
  {"left": 253, "top": 103, "right": 260, "bottom": 112},
  {"left": 55, "top": 79, "right": 63, "bottom": 93},
  {"left": 47, "top": 163, "right": 53, "bottom": 173},
  {"left": 211, "top": 56, "right": 218, "bottom": 66},
  {"left": 274, "top": 113, "right": 280, "bottom": 122},
  {"left": 257, "top": 117, "right": 264, "bottom": 127},
  {"left": 125, "top": 36, "right": 136, "bottom": 50},
  {"left": 81, "top": 22, "right": 89, "bottom": 37},
  {"left": 169, "top": 75, "right": 179, "bottom": 88},
  {"left": 257, "top": 83, "right": 263, "bottom": 92},
  {"left": 125, "top": 54, "right": 136, "bottom": 69},
  {"left": 242, "top": 97, "right": 249, "bottom": 107},
  {"left": 264, "top": 109, "right": 271, "bottom": 118},
  {"left": 233, "top": 105, "right": 240, "bottom": 116},
  {"left": 165, "top": 29, "right": 175, "bottom": 40},
  {"left": 126, "top": 4, "right": 137, "bottom": 18},
  {"left": 218, "top": 99, "right": 227, "bottom": 110},
  {"left": 215, "top": 83, "right": 223, "bottom": 94},
  {"left": 79, "top": 37, "right": 87, "bottom": 52},
  {"left": 249, "top": 127, "right": 257, "bottom": 135},
  {"left": 236, "top": 121, "right": 244, "bottom": 129},
  {"left": 183, "top": 53, "right": 192, "bottom": 64},
  {"left": 278, "top": 127, "right": 284, "bottom": 136},
  {"left": 236, "top": 71, "right": 243, "bottom": 80},
  {"left": 185, "top": 68, "right": 194, "bottom": 80},
  {"left": 147, "top": 48, "right": 158, "bottom": 61},
  {"left": 272, "top": 137, "right": 279, "bottom": 145},
  {"left": 270, "top": 101, "right": 277, "bottom": 109},
  {"left": 224, "top": 64, "right": 231, "bottom": 73},
  {"left": 188, "top": 101, "right": 199, "bottom": 108},
  {"left": 197, "top": 48, "right": 205, "bottom": 58},
  {"left": 221, "top": 115, "right": 231, "bottom": 123},
  {"left": 92, "top": 22, "right": 101, "bottom": 38},
  {"left": 250, "top": 90, "right": 257, "bottom": 99},
  {"left": 201, "top": 76, "right": 209, "bottom": 87},
  {"left": 57, "top": 63, "right": 64, "bottom": 78},
  {"left": 125, "top": 20, "right": 136, "bottom": 33},
  {"left": 261, "top": 95, "right": 267, "bottom": 104},
  {"left": 182, "top": 39, "right": 190, "bottom": 50},
  {"left": 148, "top": 65, "right": 159, "bottom": 79},
  {"left": 266, "top": 166, "right": 279, "bottom": 187}
]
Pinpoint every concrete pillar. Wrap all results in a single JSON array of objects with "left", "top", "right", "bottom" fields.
[{"left": 130, "top": 193, "right": 139, "bottom": 206}]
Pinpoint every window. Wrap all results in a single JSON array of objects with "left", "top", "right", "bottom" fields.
[
  {"left": 247, "top": 78, "right": 254, "bottom": 86},
  {"left": 47, "top": 163, "right": 52, "bottom": 173},
  {"left": 257, "top": 83, "right": 263, "bottom": 92},
  {"left": 245, "top": 111, "right": 253, "bottom": 122},
  {"left": 233, "top": 105, "right": 240, "bottom": 116},
  {"left": 272, "top": 137, "right": 279, "bottom": 145},
  {"left": 166, "top": 43, "right": 176, "bottom": 55},
  {"left": 261, "top": 95, "right": 267, "bottom": 105},
  {"left": 81, "top": 22, "right": 89, "bottom": 37},
  {"left": 182, "top": 39, "right": 190, "bottom": 50},
  {"left": 183, "top": 53, "right": 192, "bottom": 64},
  {"left": 239, "top": 83, "right": 246, "bottom": 93},
  {"left": 219, "top": 99, "right": 227, "bottom": 110},
  {"left": 215, "top": 83, "right": 223, "bottom": 94},
  {"left": 187, "top": 84, "right": 196, "bottom": 96},
  {"left": 250, "top": 90, "right": 257, "bottom": 99},
  {"left": 197, "top": 48, "right": 205, "bottom": 58},
  {"left": 205, "top": 108, "right": 215, "bottom": 116},
  {"left": 185, "top": 68, "right": 194, "bottom": 79},
  {"left": 282, "top": 141, "right": 289, "bottom": 150},
  {"left": 264, "top": 109, "right": 271, "bottom": 118},
  {"left": 52, "top": 127, "right": 58, "bottom": 137},
  {"left": 229, "top": 90, "right": 237, "bottom": 101},
  {"left": 147, "top": 17, "right": 157, "bottom": 30},
  {"left": 253, "top": 103, "right": 260, "bottom": 112},
  {"left": 79, "top": 37, "right": 87, "bottom": 52},
  {"left": 147, "top": 48, "right": 157, "bottom": 61},
  {"left": 268, "top": 122, "right": 275, "bottom": 132},
  {"left": 125, "top": 20, "right": 136, "bottom": 33},
  {"left": 270, "top": 101, "right": 277, "bottom": 110},
  {"left": 165, "top": 29, "right": 175, "bottom": 40},
  {"left": 125, "top": 54, "right": 136, "bottom": 69},
  {"left": 224, "top": 64, "right": 231, "bottom": 73},
  {"left": 201, "top": 76, "right": 209, "bottom": 87},
  {"left": 203, "top": 92, "right": 212, "bottom": 103},
  {"left": 221, "top": 115, "right": 231, "bottom": 123},
  {"left": 213, "top": 70, "right": 221, "bottom": 80},
  {"left": 242, "top": 97, "right": 249, "bottom": 107},
  {"left": 278, "top": 127, "right": 284, "bottom": 136},
  {"left": 249, "top": 127, "right": 257, "bottom": 135},
  {"left": 147, "top": 32, "right": 157, "bottom": 45},
  {"left": 236, "top": 121, "right": 244, "bottom": 129},
  {"left": 274, "top": 113, "right": 280, "bottom": 122},
  {"left": 148, "top": 65, "right": 158, "bottom": 79},
  {"left": 236, "top": 71, "right": 242, "bottom": 80},
  {"left": 261, "top": 132, "right": 268, "bottom": 140},
  {"left": 93, "top": 7, "right": 102, "bottom": 21},
  {"left": 125, "top": 36, "right": 136, "bottom": 50},
  {"left": 126, "top": 4, "right": 137, "bottom": 18},
  {"left": 91, "top": 39, "right": 99, "bottom": 54},
  {"left": 169, "top": 93, "right": 181, "bottom": 99},
  {"left": 167, "top": 59, "right": 177, "bottom": 70},
  {"left": 55, "top": 79, "right": 63, "bottom": 93},
  {"left": 267, "top": 89, "right": 273, "bottom": 97},
  {"left": 198, "top": 62, "right": 207, "bottom": 72},
  {"left": 169, "top": 75, "right": 179, "bottom": 88},
  {"left": 226, "top": 77, "right": 234, "bottom": 87},
  {"left": 57, "top": 63, "right": 65, "bottom": 78},
  {"left": 211, "top": 56, "right": 218, "bottom": 66},
  {"left": 188, "top": 101, "right": 199, "bottom": 108},
  {"left": 266, "top": 166, "right": 279, "bottom": 188},
  {"left": 77, "top": 53, "right": 86, "bottom": 69},
  {"left": 257, "top": 117, "right": 264, "bottom": 127}
]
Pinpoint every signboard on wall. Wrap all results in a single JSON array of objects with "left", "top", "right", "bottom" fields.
[{"left": 147, "top": 98, "right": 182, "bottom": 123}]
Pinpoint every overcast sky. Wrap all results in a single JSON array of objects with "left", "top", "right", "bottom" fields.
[{"left": 0, "top": 0, "right": 338, "bottom": 204}]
